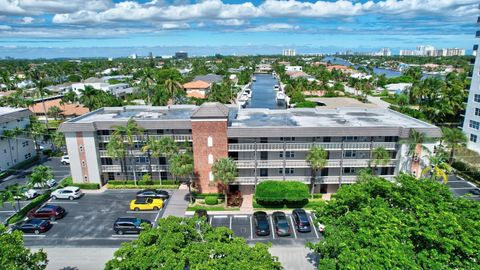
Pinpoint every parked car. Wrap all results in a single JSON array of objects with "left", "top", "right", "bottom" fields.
[
  {"left": 60, "top": 155, "right": 70, "bottom": 165},
  {"left": 292, "top": 209, "right": 311, "bottom": 233},
  {"left": 129, "top": 198, "right": 163, "bottom": 211},
  {"left": 51, "top": 186, "right": 83, "bottom": 200},
  {"left": 194, "top": 209, "right": 209, "bottom": 222},
  {"left": 14, "top": 187, "right": 38, "bottom": 200},
  {"left": 113, "top": 217, "right": 152, "bottom": 235},
  {"left": 29, "top": 205, "right": 66, "bottom": 221},
  {"left": 272, "top": 211, "right": 291, "bottom": 237},
  {"left": 253, "top": 211, "right": 270, "bottom": 236},
  {"left": 13, "top": 219, "right": 52, "bottom": 234},
  {"left": 33, "top": 179, "right": 57, "bottom": 189},
  {"left": 136, "top": 189, "right": 170, "bottom": 200}
]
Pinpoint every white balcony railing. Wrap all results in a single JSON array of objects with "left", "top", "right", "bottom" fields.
[
  {"left": 234, "top": 159, "right": 396, "bottom": 169},
  {"left": 228, "top": 142, "right": 396, "bottom": 152},
  {"left": 98, "top": 134, "right": 192, "bottom": 143},
  {"left": 233, "top": 176, "right": 311, "bottom": 184},
  {"left": 101, "top": 164, "right": 168, "bottom": 172}
]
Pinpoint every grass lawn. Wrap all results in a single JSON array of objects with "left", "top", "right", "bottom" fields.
[{"left": 186, "top": 205, "right": 240, "bottom": 211}]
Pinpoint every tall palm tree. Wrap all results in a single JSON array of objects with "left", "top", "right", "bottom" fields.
[
  {"left": 370, "top": 147, "right": 390, "bottom": 175},
  {"left": 112, "top": 118, "right": 144, "bottom": 185},
  {"left": 164, "top": 79, "right": 182, "bottom": 104},
  {"left": 79, "top": 86, "right": 102, "bottom": 111},
  {"left": 306, "top": 146, "right": 328, "bottom": 196},
  {"left": 212, "top": 157, "right": 238, "bottom": 207},
  {"left": 169, "top": 152, "right": 194, "bottom": 203},
  {"left": 107, "top": 134, "right": 127, "bottom": 180},
  {"left": 47, "top": 105, "right": 62, "bottom": 121},
  {"left": 141, "top": 136, "right": 155, "bottom": 182},
  {"left": 140, "top": 68, "right": 156, "bottom": 105},
  {"left": 26, "top": 116, "right": 47, "bottom": 154},
  {"left": 34, "top": 80, "right": 50, "bottom": 130},
  {"left": 60, "top": 90, "right": 77, "bottom": 105},
  {"left": 403, "top": 129, "right": 432, "bottom": 176},
  {"left": 441, "top": 128, "right": 467, "bottom": 164},
  {"left": 28, "top": 165, "right": 54, "bottom": 191},
  {"left": 421, "top": 153, "right": 450, "bottom": 184},
  {"left": 0, "top": 186, "right": 16, "bottom": 212}
]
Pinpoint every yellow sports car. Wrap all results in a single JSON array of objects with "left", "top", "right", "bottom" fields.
[{"left": 129, "top": 198, "right": 163, "bottom": 211}]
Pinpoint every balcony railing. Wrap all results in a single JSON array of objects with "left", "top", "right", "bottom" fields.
[
  {"left": 233, "top": 175, "right": 396, "bottom": 185},
  {"left": 101, "top": 164, "right": 168, "bottom": 172},
  {"left": 228, "top": 142, "right": 396, "bottom": 152},
  {"left": 98, "top": 134, "right": 192, "bottom": 143},
  {"left": 234, "top": 159, "right": 396, "bottom": 169}
]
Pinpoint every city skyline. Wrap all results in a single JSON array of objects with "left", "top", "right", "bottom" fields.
[{"left": 0, "top": 0, "right": 478, "bottom": 58}]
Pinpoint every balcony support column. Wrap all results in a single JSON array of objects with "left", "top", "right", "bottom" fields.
[
  {"left": 282, "top": 141, "right": 286, "bottom": 181},
  {"left": 254, "top": 141, "right": 258, "bottom": 188}
]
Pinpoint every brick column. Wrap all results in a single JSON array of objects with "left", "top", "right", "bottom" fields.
[{"left": 191, "top": 120, "right": 228, "bottom": 193}]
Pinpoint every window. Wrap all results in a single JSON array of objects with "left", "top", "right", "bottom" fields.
[
  {"left": 3, "top": 149, "right": 6, "bottom": 153},
  {"left": 22, "top": 141, "right": 29, "bottom": 147},
  {"left": 471, "top": 134, "right": 478, "bottom": 143},
  {"left": 280, "top": 137, "right": 295, "bottom": 141},
  {"left": 279, "top": 168, "right": 295, "bottom": 175},
  {"left": 475, "top": 94, "right": 480, "bottom": 103},
  {"left": 343, "top": 136, "right": 358, "bottom": 142},
  {"left": 207, "top": 136, "right": 213, "bottom": 147},
  {"left": 475, "top": 108, "right": 480, "bottom": 116},
  {"left": 208, "top": 154, "right": 213, "bottom": 164},
  {"left": 81, "top": 160, "right": 86, "bottom": 167},
  {"left": 343, "top": 167, "right": 356, "bottom": 174},
  {"left": 101, "top": 158, "right": 113, "bottom": 165},
  {"left": 209, "top": 171, "right": 214, "bottom": 181},
  {"left": 79, "top": 145, "right": 84, "bottom": 152},
  {"left": 279, "top": 151, "right": 294, "bottom": 158},
  {"left": 24, "top": 153, "right": 31, "bottom": 159},
  {"left": 469, "top": 120, "right": 480, "bottom": 130},
  {"left": 260, "top": 168, "right": 268, "bottom": 177},
  {"left": 136, "top": 157, "right": 150, "bottom": 163},
  {"left": 344, "top": 150, "right": 356, "bottom": 158},
  {"left": 84, "top": 175, "right": 88, "bottom": 182}
]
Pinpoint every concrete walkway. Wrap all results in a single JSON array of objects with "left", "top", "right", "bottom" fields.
[{"left": 162, "top": 187, "right": 190, "bottom": 217}]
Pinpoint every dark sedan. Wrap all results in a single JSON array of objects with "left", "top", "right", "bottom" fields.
[
  {"left": 13, "top": 219, "right": 52, "bottom": 234},
  {"left": 253, "top": 211, "right": 270, "bottom": 236},
  {"left": 292, "top": 209, "right": 312, "bottom": 233},
  {"left": 113, "top": 217, "right": 152, "bottom": 235},
  {"left": 29, "top": 205, "right": 66, "bottom": 221},
  {"left": 136, "top": 189, "right": 170, "bottom": 200},
  {"left": 272, "top": 211, "right": 291, "bottom": 237}
]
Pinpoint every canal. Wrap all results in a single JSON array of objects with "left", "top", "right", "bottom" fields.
[{"left": 247, "top": 73, "right": 285, "bottom": 109}]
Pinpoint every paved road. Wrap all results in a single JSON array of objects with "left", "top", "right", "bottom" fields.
[
  {"left": 446, "top": 174, "right": 480, "bottom": 201},
  {"left": 0, "top": 156, "right": 70, "bottom": 224}
]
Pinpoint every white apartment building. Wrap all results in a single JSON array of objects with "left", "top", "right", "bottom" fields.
[
  {"left": 285, "top": 66, "right": 303, "bottom": 72},
  {"left": 72, "top": 77, "right": 133, "bottom": 97},
  {"left": 283, "top": 49, "right": 296, "bottom": 56},
  {"left": 0, "top": 108, "right": 36, "bottom": 172}
]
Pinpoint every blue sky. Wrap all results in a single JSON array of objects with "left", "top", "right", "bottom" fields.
[{"left": 0, "top": 0, "right": 477, "bottom": 58}]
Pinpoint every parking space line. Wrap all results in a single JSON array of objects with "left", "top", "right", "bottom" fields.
[
  {"left": 209, "top": 217, "right": 212, "bottom": 226},
  {"left": 270, "top": 216, "right": 275, "bottom": 239},
  {"left": 213, "top": 215, "right": 228, "bottom": 218},
  {"left": 0, "top": 210, "right": 16, "bottom": 213},
  {"left": 249, "top": 215, "right": 253, "bottom": 240},
  {"left": 111, "top": 234, "right": 138, "bottom": 238},
  {"left": 23, "top": 234, "right": 46, "bottom": 237},
  {"left": 126, "top": 211, "right": 159, "bottom": 214},
  {"left": 449, "top": 187, "right": 479, "bottom": 190},
  {"left": 289, "top": 215, "right": 297, "bottom": 239},
  {"left": 47, "top": 201, "right": 79, "bottom": 204},
  {"left": 309, "top": 215, "right": 319, "bottom": 239},
  {"left": 229, "top": 216, "right": 232, "bottom": 229},
  {"left": 153, "top": 210, "right": 162, "bottom": 227},
  {"left": 233, "top": 215, "right": 248, "bottom": 218}
]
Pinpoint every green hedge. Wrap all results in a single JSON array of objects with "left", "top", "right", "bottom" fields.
[
  {"left": 192, "top": 192, "right": 225, "bottom": 199},
  {"left": 108, "top": 180, "right": 176, "bottom": 186},
  {"left": 186, "top": 206, "right": 240, "bottom": 211},
  {"left": 61, "top": 177, "right": 100, "bottom": 190},
  {"left": 7, "top": 192, "right": 51, "bottom": 224},
  {"left": 107, "top": 184, "right": 178, "bottom": 189},
  {"left": 255, "top": 181, "right": 310, "bottom": 208},
  {"left": 204, "top": 196, "right": 218, "bottom": 205}
]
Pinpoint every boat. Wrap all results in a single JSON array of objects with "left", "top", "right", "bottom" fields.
[
  {"left": 273, "top": 85, "right": 280, "bottom": 91},
  {"left": 276, "top": 91, "right": 286, "bottom": 105},
  {"left": 239, "top": 93, "right": 249, "bottom": 103},
  {"left": 244, "top": 89, "right": 252, "bottom": 98},
  {"left": 252, "top": 76, "right": 256, "bottom": 82},
  {"left": 238, "top": 100, "right": 247, "bottom": 108}
]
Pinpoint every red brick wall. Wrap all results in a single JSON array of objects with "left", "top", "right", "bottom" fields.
[{"left": 191, "top": 120, "right": 228, "bottom": 193}]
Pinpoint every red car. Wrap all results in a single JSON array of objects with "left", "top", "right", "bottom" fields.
[{"left": 30, "top": 205, "right": 66, "bottom": 221}]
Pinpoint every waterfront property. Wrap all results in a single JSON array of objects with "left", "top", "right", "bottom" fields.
[
  {"left": 0, "top": 107, "right": 36, "bottom": 172},
  {"left": 59, "top": 102, "right": 440, "bottom": 195}
]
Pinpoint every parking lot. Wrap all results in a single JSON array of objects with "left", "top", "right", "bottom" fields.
[
  {"left": 446, "top": 175, "right": 480, "bottom": 201},
  {"left": 188, "top": 213, "right": 321, "bottom": 245},
  {"left": 22, "top": 190, "right": 170, "bottom": 247}
]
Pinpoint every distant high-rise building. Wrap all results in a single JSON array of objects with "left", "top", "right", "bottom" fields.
[
  {"left": 175, "top": 51, "right": 188, "bottom": 59},
  {"left": 129, "top": 53, "right": 137, "bottom": 59},
  {"left": 400, "top": 46, "right": 465, "bottom": 57},
  {"left": 462, "top": 20, "right": 480, "bottom": 153},
  {"left": 283, "top": 49, "right": 296, "bottom": 56},
  {"left": 148, "top": 52, "right": 154, "bottom": 59},
  {"left": 378, "top": 48, "right": 391, "bottom": 56},
  {"left": 445, "top": 48, "right": 465, "bottom": 56}
]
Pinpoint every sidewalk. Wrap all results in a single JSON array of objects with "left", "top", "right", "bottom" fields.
[{"left": 162, "top": 185, "right": 190, "bottom": 217}]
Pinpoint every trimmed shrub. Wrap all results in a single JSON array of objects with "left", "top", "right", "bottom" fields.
[
  {"left": 61, "top": 176, "right": 100, "bottom": 190},
  {"left": 108, "top": 180, "right": 176, "bottom": 186},
  {"left": 8, "top": 192, "right": 51, "bottom": 224},
  {"left": 192, "top": 192, "right": 225, "bottom": 199},
  {"left": 255, "top": 181, "right": 309, "bottom": 206},
  {"left": 107, "top": 184, "right": 178, "bottom": 189},
  {"left": 204, "top": 196, "right": 218, "bottom": 205}
]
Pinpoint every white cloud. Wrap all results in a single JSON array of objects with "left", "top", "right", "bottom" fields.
[
  {"left": 0, "top": 0, "right": 113, "bottom": 16},
  {"left": 0, "top": 25, "right": 12, "bottom": 30},
  {"left": 246, "top": 23, "right": 300, "bottom": 32},
  {"left": 215, "top": 19, "right": 246, "bottom": 26},
  {"left": 160, "top": 22, "right": 190, "bottom": 29},
  {"left": 21, "top": 16, "right": 35, "bottom": 24}
]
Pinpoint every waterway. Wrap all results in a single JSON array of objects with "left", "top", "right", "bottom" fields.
[{"left": 246, "top": 73, "right": 285, "bottom": 109}]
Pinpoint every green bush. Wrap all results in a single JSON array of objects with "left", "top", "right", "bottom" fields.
[
  {"left": 295, "top": 101, "right": 317, "bottom": 108},
  {"left": 255, "top": 181, "right": 309, "bottom": 206},
  {"left": 108, "top": 180, "right": 176, "bottom": 186},
  {"left": 204, "top": 196, "right": 218, "bottom": 205},
  {"left": 192, "top": 192, "right": 225, "bottom": 199},
  {"left": 8, "top": 192, "right": 51, "bottom": 224},
  {"left": 107, "top": 184, "right": 178, "bottom": 189},
  {"left": 61, "top": 176, "right": 100, "bottom": 190}
]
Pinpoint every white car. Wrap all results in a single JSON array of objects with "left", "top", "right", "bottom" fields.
[
  {"left": 33, "top": 179, "right": 57, "bottom": 189},
  {"left": 60, "top": 155, "right": 70, "bottom": 165},
  {"left": 51, "top": 186, "right": 83, "bottom": 200},
  {"left": 14, "top": 188, "right": 39, "bottom": 200}
]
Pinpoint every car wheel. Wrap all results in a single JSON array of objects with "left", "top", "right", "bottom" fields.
[
  {"left": 134, "top": 207, "right": 139, "bottom": 211},
  {"left": 69, "top": 196, "right": 74, "bottom": 201},
  {"left": 117, "top": 230, "right": 124, "bottom": 235},
  {"left": 62, "top": 162, "right": 66, "bottom": 165},
  {"left": 51, "top": 195, "right": 57, "bottom": 200},
  {"left": 34, "top": 230, "right": 40, "bottom": 235},
  {"left": 153, "top": 206, "right": 159, "bottom": 210}
]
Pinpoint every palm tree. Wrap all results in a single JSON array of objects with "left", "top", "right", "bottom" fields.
[
  {"left": 26, "top": 116, "right": 47, "bottom": 154},
  {"left": 403, "top": 129, "right": 432, "bottom": 176},
  {"left": 107, "top": 134, "right": 127, "bottom": 180},
  {"left": 51, "top": 131, "right": 66, "bottom": 151},
  {"left": 169, "top": 152, "right": 194, "bottom": 203},
  {"left": 112, "top": 118, "right": 143, "bottom": 185},
  {"left": 47, "top": 105, "right": 62, "bottom": 121},
  {"left": 0, "top": 186, "right": 16, "bottom": 212},
  {"left": 421, "top": 153, "right": 451, "bottom": 184},
  {"left": 441, "top": 128, "right": 467, "bottom": 164},
  {"left": 164, "top": 79, "right": 183, "bottom": 104},
  {"left": 140, "top": 68, "right": 156, "bottom": 105},
  {"left": 157, "top": 136, "right": 179, "bottom": 159},
  {"left": 60, "top": 90, "right": 77, "bottom": 105},
  {"left": 79, "top": 86, "right": 102, "bottom": 111},
  {"left": 34, "top": 80, "right": 50, "bottom": 130},
  {"left": 212, "top": 157, "right": 238, "bottom": 207},
  {"left": 141, "top": 136, "right": 155, "bottom": 182},
  {"left": 3, "top": 184, "right": 24, "bottom": 212},
  {"left": 306, "top": 146, "right": 328, "bottom": 196},
  {"left": 370, "top": 147, "right": 390, "bottom": 175},
  {"left": 28, "top": 165, "right": 54, "bottom": 191}
]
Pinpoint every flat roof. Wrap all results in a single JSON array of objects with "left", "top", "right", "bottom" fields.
[
  {"left": 230, "top": 107, "right": 435, "bottom": 129},
  {"left": 0, "top": 107, "right": 26, "bottom": 115},
  {"left": 306, "top": 97, "right": 379, "bottom": 109}
]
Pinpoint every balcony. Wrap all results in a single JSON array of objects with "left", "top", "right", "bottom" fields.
[
  {"left": 234, "top": 159, "right": 396, "bottom": 169},
  {"left": 233, "top": 176, "right": 311, "bottom": 184},
  {"left": 101, "top": 164, "right": 168, "bottom": 172},
  {"left": 98, "top": 134, "right": 192, "bottom": 143},
  {"left": 228, "top": 142, "right": 396, "bottom": 152},
  {"left": 474, "top": 45, "right": 478, "bottom": 51}
]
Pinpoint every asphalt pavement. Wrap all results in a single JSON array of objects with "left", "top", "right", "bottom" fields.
[{"left": 446, "top": 174, "right": 480, "bottom": 201}]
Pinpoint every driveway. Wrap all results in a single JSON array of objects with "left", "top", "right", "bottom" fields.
[{"left": 446, "top": 175, "right": 480, "bottom": 201}]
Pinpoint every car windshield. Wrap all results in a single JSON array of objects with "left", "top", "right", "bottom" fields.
[
  {"left": 26, "top": 219, "right": 43, "bottom": 225},
  {"left": 133, "top": 218, "right": 142, "bottom": 226}
]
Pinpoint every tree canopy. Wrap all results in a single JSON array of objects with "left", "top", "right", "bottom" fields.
[
  {"left": 308, "top": 173, "right": 480, "bottom": 270},
  {"left": 105, "top": 216, "right": 282, "bottom": 270}
]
